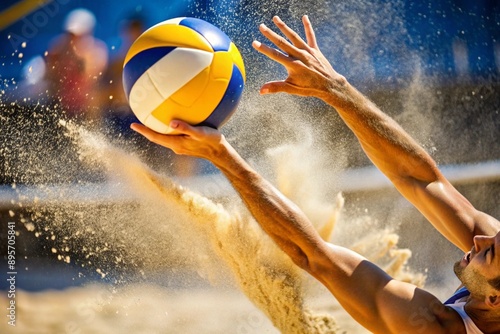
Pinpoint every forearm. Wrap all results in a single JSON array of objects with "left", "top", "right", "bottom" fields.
[
  {"left": 213, "top": 140, "right": 327, "bottom": 270},
  {"left": 319, "top": 80, "right": 499, "bottom": 249},
  {"left": 320, "top": 79, "right": 440, "bottom": 183}
]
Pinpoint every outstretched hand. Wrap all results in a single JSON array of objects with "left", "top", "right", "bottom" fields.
[
  {"left": 130, "top": 121, "right": 225, "bottom": 161},
  {"left": 253, "top": 15, "right": 344, "bottom": 99}
]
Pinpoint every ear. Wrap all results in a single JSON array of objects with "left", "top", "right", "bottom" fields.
[{"left": 485, "top": 294, "right": 500, "bottom": 308}]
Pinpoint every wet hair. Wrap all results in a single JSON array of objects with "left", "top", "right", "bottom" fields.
[{"left": 488, "top": 276, "right": 500, "bottom": 291}]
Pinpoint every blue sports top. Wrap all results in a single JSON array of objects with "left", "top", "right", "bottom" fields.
[
  {"left": 444, "top": 286, "right": 470, "bottom": 305},
  {"left": 444, "top": 286, "right": 484, "bottom": 334}
]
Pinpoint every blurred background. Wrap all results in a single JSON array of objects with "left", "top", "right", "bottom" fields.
[
  {"left": 0, "top": 0, "right": 498, "bottom": 167},
  {"left": 0, "top": 0, "right": 499, "bottom": 333}
]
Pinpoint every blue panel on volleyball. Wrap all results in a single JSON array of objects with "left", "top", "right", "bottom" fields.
[
  {"left": 122, "top": 46, "right": 175, "bottom": 98},
  {"left": 180, "top": 18, "right": 231, "bottom": 52},
  {"left": 200, "top": 64, "right": 244, "bottom": 128}
]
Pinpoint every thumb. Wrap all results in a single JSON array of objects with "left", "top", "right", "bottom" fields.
[
  {"left": 170, "top": 119, "right": 214, "bottom": 140},
  {"left": 169, "top": 119, "right": 196, "bottom": 135}
]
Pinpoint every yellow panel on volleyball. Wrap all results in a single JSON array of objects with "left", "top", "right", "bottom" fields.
[
  {"left": 149, "top": 98, "right": 201, "bottom": 126},
  {"left": 209, "top": 51, "right": 234, "bottom": 80},
  {"left": 149, "top": 52, "right": 233, "bottom": 126},
  {"left": 228, "top": 43, "right": 246, "bottom": 81},
  {"left": 169, "top": 66, "right": 211, "bottom": 108},
  {"left": 124, "top": 25, "right": 213, "bottom": 64}
]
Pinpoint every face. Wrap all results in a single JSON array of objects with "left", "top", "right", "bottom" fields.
[{"left": 454, "top": 231, "right": 500, "bottom": 298}]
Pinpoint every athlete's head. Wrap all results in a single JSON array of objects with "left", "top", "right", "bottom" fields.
[{"left": 454, "top": 231, "right": 500, "bottom": 308}]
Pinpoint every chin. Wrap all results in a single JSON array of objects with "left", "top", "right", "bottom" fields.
[{"left": 453, "top": 260, "right": 465, "bottom": 280}]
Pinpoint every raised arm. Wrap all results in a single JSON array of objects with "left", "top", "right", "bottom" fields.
[
  {"left": 130, "top": 121, "right": 458, "bottom": 334},
  {"left": 252, "top": 15, "right": 500, "bottom": 252}
]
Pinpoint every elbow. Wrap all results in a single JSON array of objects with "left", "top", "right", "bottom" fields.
[
  {"left": 288, "top": 245, "right": 311, "bottom": 271},
  {"left": 282, "top": 242, "right": 318, "bottom": 273},
  {"left": 276, "top": 235, "right": 330, "bottom": 274},
  {"left": 291, "top": 253, "right": 311, "bottom": 271},
  {"left": 288, "top": 243, "right": 329, "bottom": 275}
]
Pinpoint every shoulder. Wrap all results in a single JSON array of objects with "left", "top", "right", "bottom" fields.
[
  {"left": 437, "top": 304, "right": 468, "bottom": 334},
  {"left": 472, "top": 211, "right": 500, "bottom": 237},
  {"left": 375, "top": 281, "right": 467, "bottom": 334}
]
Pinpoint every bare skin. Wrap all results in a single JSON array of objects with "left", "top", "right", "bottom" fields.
[{"left": 131, "top": 15, "right": 500, "bottom": 334}]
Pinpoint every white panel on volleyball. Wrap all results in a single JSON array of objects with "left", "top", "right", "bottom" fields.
[
  {"left": 129, "top": 47, "right": 213, "bottom": 122},
  {"left": 144, "top": 114, "right": 171, "bottom": 134},
  {"left": 128, "top": 74, "right": 165, "bottom": 123},
  {"left": 163, "top": 17, "right": 185, "bottom": 25},
  {"left": 148, "top": 48, "right": 213, "bottom": 99},
  {"left": 147, "top": 17, "right": 184, "bottom": 31}
]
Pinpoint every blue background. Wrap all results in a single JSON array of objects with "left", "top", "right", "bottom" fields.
[{"left": 0, "top": 0, "right": 499, "bottom": 85}]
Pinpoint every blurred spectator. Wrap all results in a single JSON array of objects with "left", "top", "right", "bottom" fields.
[
  {"left": 45, "top": 8, "right": 108, "bottom": 121},
  {"left": 102, "top": 14, "right": 145, "bottom": 133},
  {"left": 7, "top": 56, "right": 48, "bottom": 104}
]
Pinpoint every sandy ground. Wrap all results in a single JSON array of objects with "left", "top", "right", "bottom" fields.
[
  {"left": 1, "top": 284, "right": 279, "bottom": 334},
  {"left": 0, "top": 282, "right": 370, "bottom": 334}
]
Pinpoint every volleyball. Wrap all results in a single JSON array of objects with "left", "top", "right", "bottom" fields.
[{"left": 122, "top": 17, "right": 246, "bottom": 134}]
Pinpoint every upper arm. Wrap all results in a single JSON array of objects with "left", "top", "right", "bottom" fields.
[
  {"left": 375, "top": 280, "right": 457, "bottom": 334},
  {"left": 309, "top": 243, "right": 456, "bottom": 334},
  {"left": 392, "top": 173, "right": 500, "bottom": 252}
]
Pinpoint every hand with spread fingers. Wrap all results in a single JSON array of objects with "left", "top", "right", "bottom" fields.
[{"left": 252, "top": 15, "right": 344, "bottom": 101}]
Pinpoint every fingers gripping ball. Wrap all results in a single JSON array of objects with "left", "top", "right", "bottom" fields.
[{"left": 123, "top": 17, "right": 246, "bottom": 134}]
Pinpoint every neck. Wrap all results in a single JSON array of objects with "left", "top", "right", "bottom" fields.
[{"left": 465, "top": 298, "right": 500, "bottom": 333}]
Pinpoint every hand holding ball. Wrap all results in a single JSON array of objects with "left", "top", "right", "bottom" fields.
[{"left": 123, "top": 17, "right": 245, "bottom": 134}]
